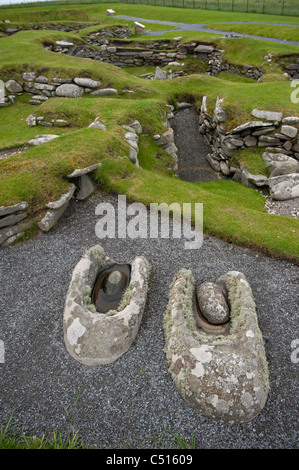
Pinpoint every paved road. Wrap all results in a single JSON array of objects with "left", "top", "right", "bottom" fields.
[{"left": 116, "top": 15, "right": 299, "bottom": 46}]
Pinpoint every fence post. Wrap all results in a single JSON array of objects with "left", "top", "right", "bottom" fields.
[{"left": 282, "top": 0, "right": 285, "bottom": 16}]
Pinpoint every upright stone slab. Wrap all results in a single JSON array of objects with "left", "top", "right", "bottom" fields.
[
  {"left": 106, "top": 9, "right": 115, "bottom": 16},
  {"left": 38, "top": 184, "right": 76, "bottom": 231},
  {"left": 164, "top": 270, "right": 269, "bottom": 425},
  {"left": 134, "top": 22, "right": 145, "bottom": 35},
  {"left": 63, "top": 245, "right": 150, "bottom": 365}
]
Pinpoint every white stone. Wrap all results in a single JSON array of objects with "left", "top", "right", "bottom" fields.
[
  {"left": 55, "top": 84, "right": 84, "bottom": 98},
  {"left": 252, "top": 109, "right": 283, "bottom": 121},
  {"left": 280, "top": 125, "right": 298, "bottom": 139}
]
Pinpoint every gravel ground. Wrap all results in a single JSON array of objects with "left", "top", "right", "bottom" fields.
[
  {"left": 172, "top": 108, "right": 220, "bottom": 183},
  {"left": 0, "top": 191, "right": 298, "bottom": 449}
]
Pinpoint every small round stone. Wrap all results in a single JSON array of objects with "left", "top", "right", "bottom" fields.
[
  {"left": 104, "top": 270, "right": 123, "bottom": 296},
  {"left": 196, "top": 282, "right": 230, "bottom": 325}
]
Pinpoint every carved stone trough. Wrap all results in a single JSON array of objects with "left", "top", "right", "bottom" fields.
[
  {"left": 63, "top": 245, "right": 150, "bottom": 365},
  {"left": 164, "top": 269, "right": 269, "bottom": 424}
]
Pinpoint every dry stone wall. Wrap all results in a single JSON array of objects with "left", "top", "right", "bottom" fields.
[{"left": 200, "top": 97, "right": 299, "bottom": 200}]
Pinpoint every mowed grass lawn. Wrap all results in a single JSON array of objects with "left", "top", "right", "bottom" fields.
[{"left": 0, "top": 3, "right": 298, "bottom": 262}]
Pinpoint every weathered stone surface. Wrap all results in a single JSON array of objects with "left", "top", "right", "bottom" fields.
[
  {"left": 38, "top": 184, "right": 76, "bottom": 231},
  {"left": 0, "top": 201, "right": 28, "bottom": 217},
  {"left": 153, "top": 128, "right": 178, "bottom": 160},
  {"left": 88, "top": 118, "right": 106, "bottom": 130},
  {"left": 154, "top": 66, "right": 167, "bottom": 80},
  {"left": 0, "top": 211, "right": 27, "bottom": 229},
  {"left": 164, "top": 269, "right": 269, "bottom": 425},
  {"left": 244, "top": 135, "right": 257, "bottom": 147},
  {"left": 134, "top": 21, "right": 145, "bottom": 35},
  {"left": 28, "top": 134, "right": 59, "bottom": 146},
  {"left": 125, "top": 131, "right": 139, "bottom": 144},
  {"left": 128, "top": 120, "right": 142, "bottom": 134},
  {"left": 33, "top": 83, "right": 55, "bottom": 91},
  {"left": 106, "top": 9, "right": 115, "bottom": 16},
  {"left": 269, "top": 160, "right": 299, "bottom": 177},
  {"left": 207, "top": 154, "right": 220, "bottom": 171},
  {"left": 55, "top": 84, "right": 84, "bottom": 97},
  {"left": 35, "top": 75, "right": 49, "bottom": 84},
  {"left": 46, "top": 184, "right": 76, "bottom": 210},
  {"left": 90, "top": 88, "right": 118, "bottom": 96},
  {"left": 194, "top": 44, "right": 214, "bottom": 53},
  {"left": 5, "top": 79, "right": 23, "bottom": 93},
  {"left": 219, "top": 160, "right": 230, "bottom": 175},
  {"left": 67, "top": 163, "right": 102, "bottom": 179},
  {"left": 230, "top": 121, "right": 274, "bottom": 135},
  {"left": 269, "top": 173, "right": 299, "bottom": 200},
  {"left": 214, "top": 97, "right": 227, "bottom": 123},
  {"left": 280, "top": 125, "right": 298, "bottom": 139},
  {"left": 74, "top": 77, "right": 102, "bottom": 88},
  {"left": 251, "top": 109, "right": 283, "bottom": 122},
  {"left": 239, "top": 165, "right": 268, "bottom": 188},
  {"left": 282, "top": 116, "right": 299, "bottom": 126},
  {"left": 22, "top": 72, "right": 36, "bottom": 81},
  {"left": 196, "top": 282, "right": 230, "bottom": 325},
  {"left": 0, "top": 221, "right": 32, "bottom": 246},
  {"left": 63, "top": 245, "right": 150, "bottom": 365},
  {"left": 104, "top": 270, "right": 123, "bottom": 296},
  {"left": 26, "top": 114, "right": 37, "bottom": 127},
  {"left": 262, "top": 152, "right": 297, "bottom": 169},
  {"left": 76, "top": 174, "right": 95, "bottom": 200},
  {"left": 56, "top": 40, "right": 74, "bottom": 47}
]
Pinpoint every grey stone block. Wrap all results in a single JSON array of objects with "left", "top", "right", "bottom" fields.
[
  {"left": 63, "top": 245, "right": 150, "bottom": 365},
  {"left": 164, "top": 269, "right": 269, "bottom": 425}
]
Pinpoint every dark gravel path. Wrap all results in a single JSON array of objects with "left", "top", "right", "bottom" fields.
[
  {"left": 0, "top": 192, "right": 298, "bottom": 449},
  {"left": 171, "top": 108, "right": 219, "bottom": 183}
]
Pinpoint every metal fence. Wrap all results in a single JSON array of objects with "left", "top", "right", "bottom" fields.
[{"left": 0, "top": 0, "right": 298, "bottom": 17}]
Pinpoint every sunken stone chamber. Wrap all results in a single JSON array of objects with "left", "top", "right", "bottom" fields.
[
  {"left": 63, "top": 245, "right": 150, "bottom": 365},
  {"left": 163, "top": 270, "right": 269, "bottom": 425}
]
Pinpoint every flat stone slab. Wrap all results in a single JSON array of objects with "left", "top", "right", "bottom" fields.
[
  {"left": 56, "top": 40, "right": 74, "bottom": 47},
  {"left": 230, "top": 121, "right": 274, "bottom": 135},
  {"left": 164, "top": 269, "right": 269, "bottom": 425},
  {"left": 0, "top": 201, "right": 28, "bottom": 217},
  {"left": 74, "top": 78, "right": 102, "bottom": 88},
  {"left": 90, "top": 88, "right": 118, "bottom": 96},
  {"left": 67, "top": 163, "right": 102, "bottom": 179},
  {"left": 269, "top": 173, "right": 299, "bottom": 200},
  {"left": 0, "top": 211, "right": 27, "bottom": 229},
  {"left": 251, "top": 109, "right": 283, "bottom": 122},
  {"left": 28, "top": 134, "right": 59, "bottom": 146},
  {"left": 0, "top": 221, "right": 32, "bottom": 247},
  {"left": 63, "top": 245, "right": 150, "bottom": 365}
]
